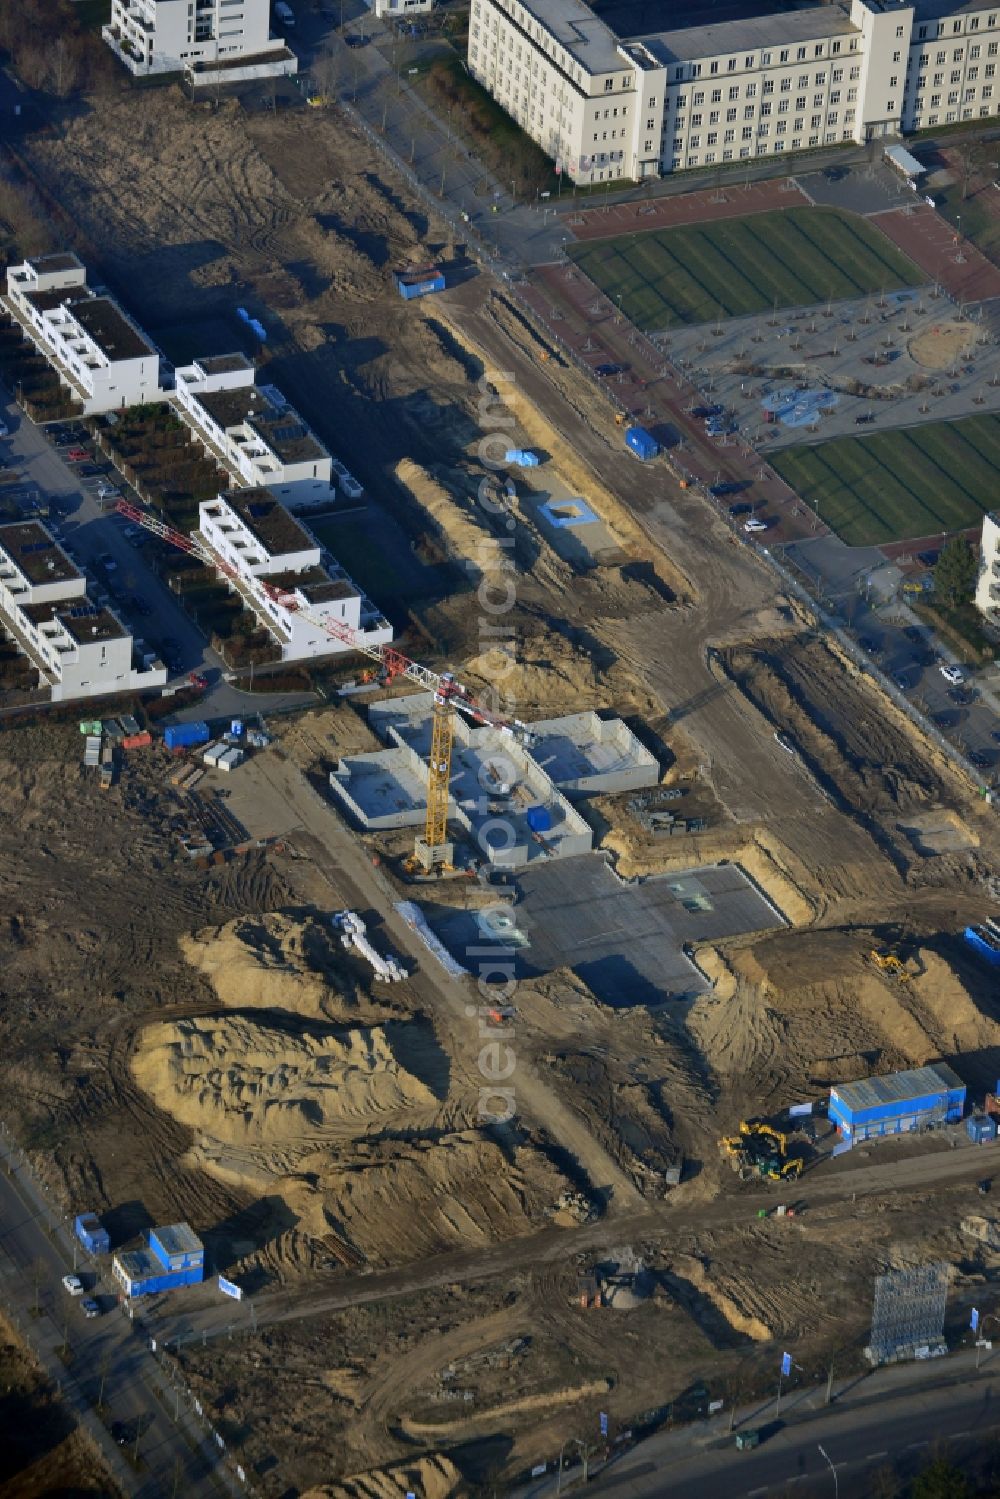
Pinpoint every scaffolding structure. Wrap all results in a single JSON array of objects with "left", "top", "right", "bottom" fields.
[{"left": 866, "top": 1262, "right": 950, "bottom": 1365}]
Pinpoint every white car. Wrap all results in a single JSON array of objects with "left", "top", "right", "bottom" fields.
[
  {"left": 939, "top": 663, "right": 964, "bottom": 684},
  {"left": 62, "top": 1274, "right": 83, "bottom": 1296},
  {"left": 744, "top": 517, "right": 768, "bottom": 533}
]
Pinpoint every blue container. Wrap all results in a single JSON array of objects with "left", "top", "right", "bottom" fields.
[
  {"left": 74, "top": 1212, "right": 110, "bottom": 1256},
  {"left": 625, "top": 426, "right": 659, "bottom": 461},
  {"left": 968, "top": 1114, "right": 998, "bottom": 1143},
  {"left": 964, "top": 925, "right": 1000, "bottom": 967},
  {"left": 164, "top": 721, "right": 210, "bottom": 751},
  {"left": 526, "top": 805, "right": 552, "bottom": 833},
  {"left": 505, "top": 449, "right": 540, "bottom": 467},
  {"left": 149, "top": 1222, "right": 204, "bottom": 1273},
  {"left": 395, "top": 269, "right": 445, "bottom": 300}
]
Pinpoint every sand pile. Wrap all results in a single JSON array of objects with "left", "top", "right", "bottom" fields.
[
  {"left": 180, "top": 914, "right": 358, "bottom": 1020},
  {"left": 464, "top": 627, "right": 606, "bottom": 716},
  {"left": 302, "top": 1454, "right": 462, "bottom": 1499},
  {"left": 395, "top": 458, "right": 496, "bottom": 578},
  {"left": 132, "top": 1015, "right": 438, "bottom": 1142}
]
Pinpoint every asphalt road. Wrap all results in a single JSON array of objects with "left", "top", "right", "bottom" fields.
[
  {"left": 578, "top": 1371, "right": 1000, "bottom": 1499},
  {"left": 0, "top": 385, "right": 317, "bottom": 721},
  {"left": 0, "top": 1135, "right": 237, "bottom": 1499}
]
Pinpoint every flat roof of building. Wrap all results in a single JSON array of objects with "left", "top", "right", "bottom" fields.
[
  {"left": 60, "top": 605, "right": 127, "bottom": 644},
  {"left": 637, "top": 5, "right": 857, "bottom": 62},
  {"left": 70, "top": 296, "right": 153, "bottom": 361},
  {"left": 268, "top": 566, "right": 358, "bottom": 605},
  {"left": 213, "top": 488, "right": 315, "bottom": 558},
  {"left": 0, "top": 521, "right": 80, "bottom": 586},
  {"left": 152, "top": 1222, "right": 203, "bottom": 1257},
  {"left": 116, "top": 1248, "right": 159, "bottom": 1279},
  {"left": 195, "top": 385, "right": 326, "bottom": 464},
  {"left": 832, "top": 1061, "right": 965, "bottom": 1116},
  {"left": 28, "top": 251, "right": 84, "bottom": 274},
  {"left": 195, "top": 353, "right": 254, "bottom": 376},
  {"left": 493, "top": 0, "right": 625, "bottom": 74}
]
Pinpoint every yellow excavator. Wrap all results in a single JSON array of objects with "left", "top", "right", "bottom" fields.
[
  {"left": 864, "top": 946, "right": 914, "bottom": 983},
  {"left": 719, "top": 1119, "right": 805, "bottom": 1183}
]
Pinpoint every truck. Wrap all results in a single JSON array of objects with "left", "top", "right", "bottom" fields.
[
  {"left": 274, "top": 0, "right": 295, "bottom": 24},
  {"left": 625, "top": 426, "right": 659, "bottom": 462}
]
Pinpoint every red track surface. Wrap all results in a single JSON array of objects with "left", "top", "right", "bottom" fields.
[
  {"left": 567, "top": 176, "right": 809, "bottom": 241},
  {"left": 524, "top": 260, "right": 824, "bottom": 547},
  {"left": 872, "top": 204, "right": 1000, "bottom": 303}
]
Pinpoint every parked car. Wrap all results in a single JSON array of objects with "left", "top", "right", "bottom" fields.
[
  {"left": 595, "top": 362, "right": 625, "bottom": 377},
  {"left": 950, "top": 685, "right": 978, "bottom": 705},
  {"left": 693, "top": 403, "right": 723, "bottom": 419},
  {"left": 854, "top": 413, "right": 875, "bottom": 425},
  {"left": 78, "top": 463, "right": 107, "bottom": 478},
  {"left": 80, "top": 1297, "right": 100, "bottom": 1319},
  {"left": 62, "top": 1274, "right": 83, "bottom": 1296},
  {"left": 902, "top": 625, "right": 924, "bottom": 644},
  {"left": 969, "top": 749, "right": 993, "bottom": 769},
  {"left": 744, "top": 516, "right": 768, "bottom": 533},
  {"left": 97, "top": 552, "right": 118, "bottom": 574},
  {"left": 939, "top": 662, "right": 964, "bottom": 684},
  {"left": 857, "top": 636, "right": 881, "bottom": 656},
  {"left": 66, "top": 447, "right": 90, "bottom": 462},
  {"left": 728, "top": 502, "right": 753, "bottom": 517}
]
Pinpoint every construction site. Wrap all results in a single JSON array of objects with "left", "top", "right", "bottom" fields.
[{"left": 4, "top": 50, "right": 1000, "bottom": 1499}]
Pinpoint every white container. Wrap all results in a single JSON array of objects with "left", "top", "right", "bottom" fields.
[{"left": 217, "top": 747, "right": 244, "bottom": 772}]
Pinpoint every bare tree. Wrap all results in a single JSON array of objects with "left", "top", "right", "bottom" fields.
[
  {"left": 311, "top": 43, "right": 342, "bottom": 100},
  {"left": 48, "top": 35, "right": 81, "bottom": 98}
]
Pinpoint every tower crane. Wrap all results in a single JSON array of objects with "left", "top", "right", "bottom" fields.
[{"left": 116, "top": 499, "right": 533, "bottom": 868}]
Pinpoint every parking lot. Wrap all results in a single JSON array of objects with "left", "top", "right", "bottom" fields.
[{"left": 785, "top": 533, "right": 1000, "bottom": 772}]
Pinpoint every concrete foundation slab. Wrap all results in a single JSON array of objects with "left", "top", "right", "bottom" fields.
[{"left": 430, "top": 856, "right": 786, "bottom": 1007}]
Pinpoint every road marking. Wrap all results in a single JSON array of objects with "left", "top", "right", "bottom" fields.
[
  {"left": 866, "top": 1452, "right": 889, "bottom": 1461},
  {"left": 906, "top": 1440, "right": 929, "bottom": 1451}
]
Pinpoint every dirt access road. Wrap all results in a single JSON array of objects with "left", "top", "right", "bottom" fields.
[{"left": 153, "top": 1122, "right": 995, "bottom": 1348}]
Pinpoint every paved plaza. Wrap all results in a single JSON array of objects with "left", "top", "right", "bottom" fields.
[{"left": 660, "top": 287, "right": 1000, "bottom": 448}]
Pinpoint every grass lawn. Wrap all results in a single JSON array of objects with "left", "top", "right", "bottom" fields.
[
  {"left": 568, "top": 207, "right": 923, "bottom": 330},
  {"left": 771, "top": 413, "right": 1000, "bottom": 546}
]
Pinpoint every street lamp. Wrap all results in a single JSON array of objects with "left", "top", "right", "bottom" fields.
[{"left": 818, "top": 1443, "right": 839, "bottom": 1499}]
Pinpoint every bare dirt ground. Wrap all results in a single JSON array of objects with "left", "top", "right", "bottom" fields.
[{"left": 4, "top": 76, "right": 1000, "bottom": 1497}]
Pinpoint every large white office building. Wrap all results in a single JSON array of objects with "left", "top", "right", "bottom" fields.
[
  {"left": 469, "top": 0, "right": 1000, "bottom": 184},
  {"left": 103, "top": 0, "right": 296, "bottom": 80}
]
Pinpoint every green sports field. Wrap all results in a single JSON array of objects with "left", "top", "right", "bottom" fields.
[
  {"left": 568, "top": 207, "right": 923, "bottom": 330},
  {"left": 770, "top": 414, "right": 1000, "bottom": 547}
]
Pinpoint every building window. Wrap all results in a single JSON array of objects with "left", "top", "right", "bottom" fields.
[
  {"left": 710, "top": 60, "right": 719, "bottom": 74},
  {"left": 729, "top": 85, "right": 739, "bottom": 99},
  {"left": 604, "top": 78, "right": 614, "bottom": 91},
  {"left": 779, "top": 49, "right": 789, "bottom": 62},
  {"left": 727, "top": 107, "right": 737, "bottom": 120}
]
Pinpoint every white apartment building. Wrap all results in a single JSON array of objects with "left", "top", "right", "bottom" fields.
[
  {"left": 366, "top": 0, "right": 434, "bottom": 17},
  {"left": 198, "top": 488, "right": 393, "bottom": 662},
  {"left": 975, "top": 510, "right": 1000, "bottom": 618},
  {"left": 0, "top": 521, "right": 167, "bottom": 702},
  {"left": 468, "top": 0, "right": 1000, "bottom": 183},
  {"left": 103, "top": 0, "right": 296, "bottom": 80},
  {"left": 175, "top": 355, "right": 336, "bottom": 508},
  {"left": 4, "top": 255, "right": 161, "bottom": 416}
]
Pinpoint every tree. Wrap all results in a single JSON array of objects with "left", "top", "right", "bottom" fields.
[
  {"left": 934, "top": 535, "right": 978, "bottom": 609},
  {"left": 911, "top": 1458, "right": 970, "bottom": 1499}
]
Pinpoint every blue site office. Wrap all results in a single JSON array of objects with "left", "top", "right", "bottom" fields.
[{"left": 829, "top": 1062, "right": 965, "bottom": 1143}]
